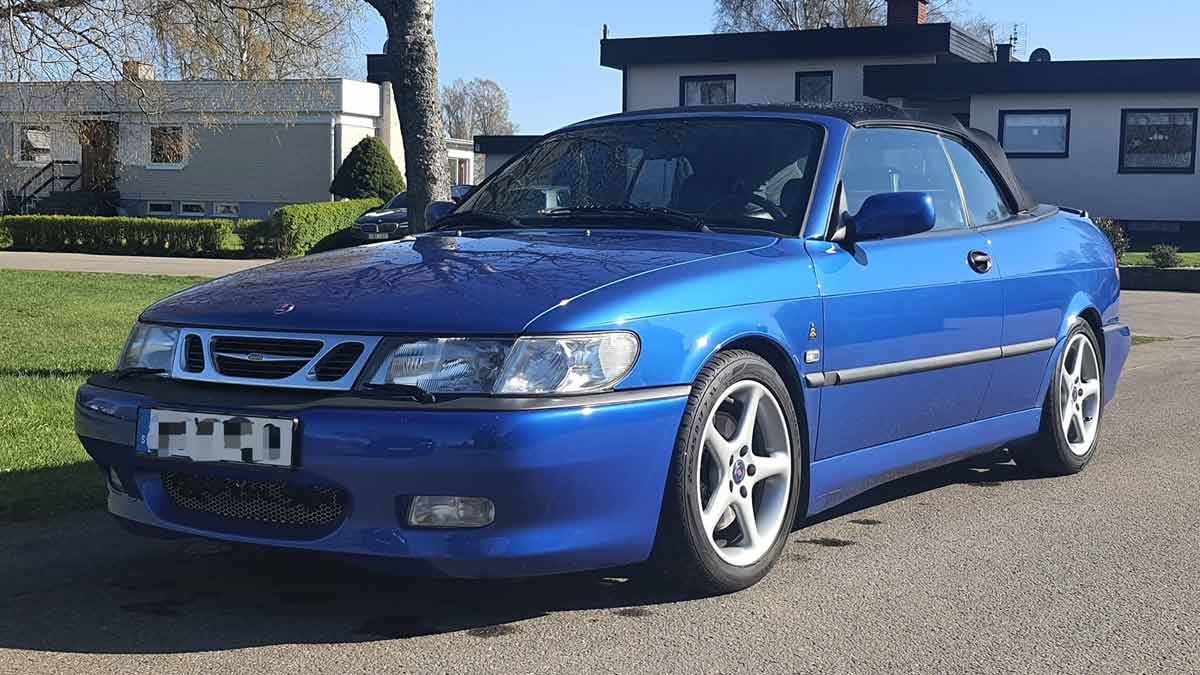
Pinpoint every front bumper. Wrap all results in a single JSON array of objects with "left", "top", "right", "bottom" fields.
[{"left": 75, "top": 379, "right": 688, "bottom": 577}]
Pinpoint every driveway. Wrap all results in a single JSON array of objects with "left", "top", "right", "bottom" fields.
[
  {"left": 0, "top": 251, "right": 273, "bottom": 277},
  {"left": 1, "top": 291, "right": 1196, "bottom": 674}
]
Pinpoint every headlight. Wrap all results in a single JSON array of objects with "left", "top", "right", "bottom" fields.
[
  {"left": 364, "top": 332, "right": 639, "bottom": 395},
  {"left": 495, "top": 333, "right": 639, "bottom": 394},
  {"left": 117, "top": 323, "right": 179, "bottom": 371},
  {"left": 367, "top": 338, "right": 511, "bottom": 394}
]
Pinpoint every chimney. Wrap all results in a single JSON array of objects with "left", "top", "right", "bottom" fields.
[
  {"left": 996, "top": 44, "right": 1013, "bottom": 63},
  {"left": 886, "top": 0, "right": 929, "bottom": 26},
  {"left": 122, "top": 60, "right": 155, "bottom": 81}
]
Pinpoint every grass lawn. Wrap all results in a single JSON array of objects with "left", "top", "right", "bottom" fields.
[
  {"left": 0, "top": 270, "right": 205, "bottom": 522},
  {"left": 1122, "top": 251, "right": 1200, "bottom": 268}
]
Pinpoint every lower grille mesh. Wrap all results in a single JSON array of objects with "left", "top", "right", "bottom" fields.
[{"left": 162, "top": 473, "right": 346, "bottom": 527}]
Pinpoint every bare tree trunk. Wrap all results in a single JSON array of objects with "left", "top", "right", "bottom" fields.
[{"left": 369, "top": 0, "right": 450, "bottom": 231}]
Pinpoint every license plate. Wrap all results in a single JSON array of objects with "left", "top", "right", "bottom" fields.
[
  {"left": 137, "top": 409, "right": 297, "bottom": 467},
  {"left": 367, "top": 232, "right": 389, "bottom": 240}
]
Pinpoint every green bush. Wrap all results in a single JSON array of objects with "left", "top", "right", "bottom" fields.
[
  {"left": 330, "top": 137, "right": 405, "bottom": 201},
  {"left": 1, "top": 215, "right": 234, "bottom": 256},
  {"left": 257, "top": 198, "right": 381, "bottom": 257},
  {"left": 1093, "top": 218, "right": 1128, "bottom": 262},
  {"left": 1149, "top": 244, "right": 1183, "bottom": 269}
]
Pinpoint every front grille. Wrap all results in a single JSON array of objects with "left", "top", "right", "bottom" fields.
[
  {"left": 162, "top": 472, "right": 346, "bottom": 527},
  {"left": 211, "top": 336, "right": 323, "bottom": 380},
  {"left": 311, "top": 342, "right": 364, "bottom": 381},
  {"left": 183, "top": 335, "right": 205, "bottom": 372}
]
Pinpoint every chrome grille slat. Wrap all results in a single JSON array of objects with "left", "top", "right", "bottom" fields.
[{"left": 169, "top": 329, "right": 383, "bottom": 391}]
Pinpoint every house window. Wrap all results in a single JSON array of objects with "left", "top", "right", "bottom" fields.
[
  {"left": 149, "top": 126, "right": 185, "bottom": 166},
  {"left": 795, "top": 71, "right": 833, "bottom": 103},
  {"left": 214, "top": 202, "right": 240, "bottom": 218},
  {"left": 18, "top": 125, "right": 52, "bottom": 163},
  {"left": 998, "top": 110, "right": 1070, "bottom": 157},
  {"left": 1120, "top": 108, "right": 1198, "bottom": 173},
  {"left": 146, "top": 201, "right": 174, "bottom": 216},
  {"left": 179, "top": 201, "right": 206, "bottom": 216},
  {"left": 447, "top": 157, "right": 471, "bottom": 185},
  {"left": 679, "top": 75, "right": 735, "bottom": 106}
]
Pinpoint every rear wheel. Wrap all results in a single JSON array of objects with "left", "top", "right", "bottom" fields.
[
  {"left": 1011, "top": 322, "right": 1104, "bottom": 475},
  {"left": 651, "top": 351, "right": 802, "bottom": 594}
]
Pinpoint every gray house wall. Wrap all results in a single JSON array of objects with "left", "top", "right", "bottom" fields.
[
  {"left": 971, "top": 92, "right": 1200, "bottom": 239},
  {"left": 118, "top": 121, "right": 335, "bottom": 219}
]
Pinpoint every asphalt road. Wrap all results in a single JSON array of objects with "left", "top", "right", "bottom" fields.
[{"left": 2, "top": 291, "right": 1197, "bottom": 674}]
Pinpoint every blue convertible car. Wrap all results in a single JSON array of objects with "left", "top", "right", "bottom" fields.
[{"left": 76, "top": 104, "right": 1129, "bottom": 594}]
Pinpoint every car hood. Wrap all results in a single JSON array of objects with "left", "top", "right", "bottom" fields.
[
  {"left": 357, "top": 208, "right": 408, "bottom": 224},
  {"left": 141, "top": 229, "right": 773, "bottom": 333}
]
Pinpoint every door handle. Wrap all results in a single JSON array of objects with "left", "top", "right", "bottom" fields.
[{"left": 967, "top": 250, "right": 992, "bottom": 274}]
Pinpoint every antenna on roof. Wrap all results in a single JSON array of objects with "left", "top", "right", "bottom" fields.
[
  {"left": 1000, "top": 22, "right": 1028, "bottom": 59},
  {"left": 602, "top": 24, "right": 609, "bottom": 40},
  {"left": 1030, "top": 47, "right": 1052, "bottom": 63}
]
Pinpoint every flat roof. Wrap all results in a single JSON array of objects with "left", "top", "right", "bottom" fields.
[
  {"left": 864, "top": 58, "right": 1200, "bottom": 98},
  {"left": 473, "top": 134, "right": 544, "bottom": 155},
  {"left": 600, "top": 23, "right": 993, "bottom": 69}
]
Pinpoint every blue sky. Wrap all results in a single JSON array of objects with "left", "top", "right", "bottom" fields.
[{"left": 356, "top": 0, "right": 1197, "bottom": 134}]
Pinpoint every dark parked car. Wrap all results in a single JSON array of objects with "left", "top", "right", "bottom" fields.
[{"left": 353, "top": 184, "right": 473, "bottom": 241}]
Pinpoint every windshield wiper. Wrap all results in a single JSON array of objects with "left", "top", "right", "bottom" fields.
[
  {"left": 431, "top": 210, "right": 524, "bottom": 231},
  {"left": 538, "top": 204, "right": 710, "bottom": 232},
  {"left": 112, "top": 367, "right": 168, "bottom": 381},
  {"left": 361, "top": 383, "right": 438, "bottom": 404}
]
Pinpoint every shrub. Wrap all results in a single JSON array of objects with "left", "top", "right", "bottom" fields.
[
  {"left": 1093, "top": 218, "right": 1128, "bottom": 262},
  {"left": 1149, "top": 244, "right": 1182, "bottom": 269},
  {"left": 259, "top": 198, "right": 381, "bottom": 257},
  {"left": 330, "top": 137, "right": 405, "bottom": 201},
  {"left": 0, "top": 215, "right": 234, "bottom": 256}
]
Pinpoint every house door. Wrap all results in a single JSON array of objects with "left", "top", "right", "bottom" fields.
[{"left": 78, "top": 120, "right": 118, "bottom": 191}]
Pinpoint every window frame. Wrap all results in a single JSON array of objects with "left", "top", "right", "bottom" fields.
[
  {"left": 15, "top": 124, "right": 53, "bottom": 166},
  {"left": 146, "top": 201, "right": 175, "bottom": 216},
  {"left": 794, "top": 70, "right": 834, "bottom": 104},
  {"left": 997, "top": 109, "right": 1071, "bottom": 159},
  {"left": 828, "top": 124, "right": 1022, "bottom": 240},
  {"left": 1118, "top": 107, "right": 1198, "bottom": 175},
  {"left": 941, "top": 135, "right": 1017, "bottom": 229},
  {"left": 214, "top": 202, "right": 240, "bottom": 218},
  {"left": 178, "top": 201, "right": 207, "bottom": 217},
  {"left": 678, "top": 74, "right": 736, "bottom": 107},
  {"left": 148, "top": 125, "right": 187, "bottom": 169}
]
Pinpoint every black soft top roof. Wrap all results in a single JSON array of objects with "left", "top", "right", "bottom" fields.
[{"left": 574, "top": 102, "right": 1040, "bottom": 214}]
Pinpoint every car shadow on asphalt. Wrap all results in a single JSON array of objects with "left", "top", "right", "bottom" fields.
[{"left": 0, "top": 449, "right": 1040, "bottom": 655}]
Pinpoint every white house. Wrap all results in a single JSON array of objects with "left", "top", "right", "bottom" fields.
[
  {"left": 0, "top": 75, "right": 476, "bottom": 219},
  {"left": 475, "top": 0, "right": 1200, "bottom": 249}
]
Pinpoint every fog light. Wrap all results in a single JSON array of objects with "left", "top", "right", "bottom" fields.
[{"left": 407, "top": 496, "right": 495, "bottom": 528}]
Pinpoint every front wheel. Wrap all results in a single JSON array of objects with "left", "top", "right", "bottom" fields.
[
  {"left": 650, "top": 350, "right": 802, "bottom": 595},
  {"left": 1011, "top": 322, "right": 1104, "bottom": 475}
]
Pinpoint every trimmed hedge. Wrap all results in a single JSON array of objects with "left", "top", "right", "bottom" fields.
[
  {"left": 248, "top": 198, "right": 382, "bottom": 257},
  {"left": 1, "top": 215, "right": 235, "bottom": 256}
]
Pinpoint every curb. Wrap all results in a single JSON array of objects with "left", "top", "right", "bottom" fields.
[{"left": 1120, "top": 266, "right": 1200, "bottom": 292}]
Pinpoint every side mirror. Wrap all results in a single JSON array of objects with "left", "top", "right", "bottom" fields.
[
  {"left": 424, "top": 200, "right": 456, "bottom": 226},
  {"left": 844, "top": 192, "right": 936, "bottom": 243}
]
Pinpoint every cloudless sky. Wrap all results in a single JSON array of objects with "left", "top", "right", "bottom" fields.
[{"left": 355, "top": 0, "right": 1200, "bottom": 134}]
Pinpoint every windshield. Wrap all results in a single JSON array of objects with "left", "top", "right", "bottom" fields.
[
  {"left": 456, "top": 118, "right": 824, "bottom": 235},
  {"left": 384, "top": 192, "right": 408, "bottom": 210}
]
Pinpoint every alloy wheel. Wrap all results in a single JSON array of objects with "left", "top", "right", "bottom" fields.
[
  {"left": 1059, "top": 332, "right": 1101, "bottom": 456},
  {"left": 695, "top": 380, "right": 792, "bottom": 566}
]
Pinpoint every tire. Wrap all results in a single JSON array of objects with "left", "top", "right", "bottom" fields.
[
  {"left": 1010, "top": 321, "right": 1104, "bottom": 476},
  {"left": 650, "top": 350, "right": 803, "bottom": 595}
]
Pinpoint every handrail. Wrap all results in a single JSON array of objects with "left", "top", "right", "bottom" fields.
[{"left": 11, "top": 160, "right": 82, "bottom": 214}]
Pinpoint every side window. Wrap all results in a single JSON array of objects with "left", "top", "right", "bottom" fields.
[
  {"left": 841, "top": 128, "right": 967, "bottom": 232},
  {"left": 943, "top": 139, "right": 1014, "bottom": 226}
]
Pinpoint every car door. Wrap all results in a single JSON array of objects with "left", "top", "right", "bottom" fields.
[{"left": 806, "top": 126, "right": 1004, "bottom": 460}]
